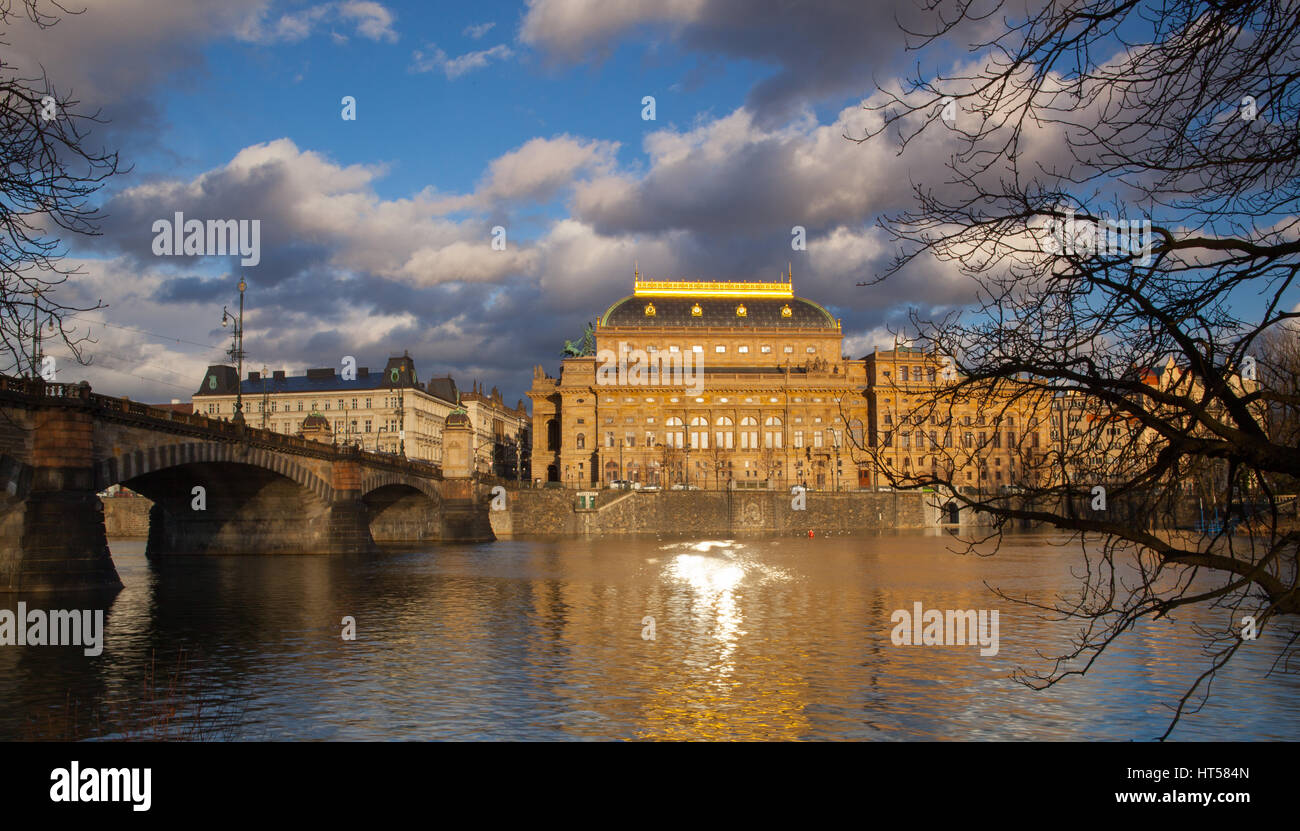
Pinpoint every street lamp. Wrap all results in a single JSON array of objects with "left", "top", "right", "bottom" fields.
[
  {"left": 221, "top": 279, "right": 247, "bottom": 425},
  {"left": 260, "top": 364, "right": 269, "bottom": 429}
]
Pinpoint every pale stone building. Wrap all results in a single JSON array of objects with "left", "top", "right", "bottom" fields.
[{"left": 192, "top": 353, "right": 530, "bottom": 478}]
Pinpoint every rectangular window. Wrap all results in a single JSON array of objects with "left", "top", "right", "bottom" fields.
[
  {"left": 606, "top": 432, "right": 615, "bottom": 448},
  {"left": 365, "top": 398, "right": 371, "bottom": 408},
  {"left": 739, "top": 346, "right": 749, "bottom": 354},
  {"left": 364, "top": 419, "right": 372, "bottom": 433},
  {"left": 814, "top": 431, "right": 824, "bottom": 448},
  {"left": 760, "top": 345, "right": 771, "bottom": 353},
  {"left": 646, "top": 432, "right": 655, "bottom": 447},
  {"left": 715, "top": 345, "right": 726, "bottom": 353},
  {"left": 352, "top": 398, "right": 358, "bottom": 409},
  {"left": 794, "top": 431, "right": 803, "bottom": 448},
  {"left": 669, "top": 345, "right": 680, "bottom": 353},
  {"left": 626, "top": 433, "right": 635, "bottom": 448},
  {"left": 324, "top": 401, "right": 330, "bottom": 410}
]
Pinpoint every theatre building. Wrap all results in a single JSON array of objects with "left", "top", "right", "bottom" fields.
[{"left": 529, "top": 274, "right": 874, "bottom": 489}]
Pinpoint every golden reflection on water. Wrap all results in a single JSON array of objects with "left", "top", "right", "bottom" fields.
[{"left": 633, "top": 541, "right": 811, "bottom": 740}]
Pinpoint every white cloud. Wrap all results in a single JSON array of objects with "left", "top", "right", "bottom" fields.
[
  {"left": 237, "top": 1, "right": 397, "bottom": 44},
  {"left": 463, "top": 21, "right": 496, "bottom": 39},
  {"left": 411, "top": 43, "right": 514, "bottom": 79}
]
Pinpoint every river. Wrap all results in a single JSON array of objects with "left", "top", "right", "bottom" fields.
[{"left": 2, "top": 530, "right": 1296, "bottom": 740}]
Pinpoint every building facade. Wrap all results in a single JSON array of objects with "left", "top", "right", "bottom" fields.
[
  {"left": 529, "top": 274, "right": 875, "bottom": 489},
  {"left": 192, "top": 354, "right": 530, "bottom": 478},
  {"left": 863, "top": 347, "right": 1055, "bottom": 495}
]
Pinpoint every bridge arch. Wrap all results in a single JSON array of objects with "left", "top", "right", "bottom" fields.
[
  {"left": 359, "top": 470, "right": 441, "bottom": 504},
  {"left": 94, "top": 442, "right": 333, "bottom": 503}
]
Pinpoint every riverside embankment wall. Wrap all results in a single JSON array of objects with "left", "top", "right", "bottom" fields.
[{"left": 488, "top": 488, "right": 941, "bottom": 537}]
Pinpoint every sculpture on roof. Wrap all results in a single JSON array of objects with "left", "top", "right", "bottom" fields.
[{"left": 562, "top": 322, "right": 596, "bottom": 357}]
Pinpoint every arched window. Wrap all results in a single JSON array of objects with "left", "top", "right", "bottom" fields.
[
  {"left": 665, "top": 417, "right": 684, "bottom": 448},
  {"left": 689, "top": 416, "right": 709, "bottom": 449},
  {"left": 763, "top": 416, "right": 783, "bottom": 449},
  {"left": 739, "top": 416, "right": 758, "bottom": 450},
  {"left": 714, "top": 415, "right": 734, "bottom": 449},
  {"left": 546, "top": 418, "right": 559, "bottom": 451}
]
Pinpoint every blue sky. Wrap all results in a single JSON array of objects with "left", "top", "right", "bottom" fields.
[{"left": 7, "top": 0, "right": 1291, "bottom": 405}]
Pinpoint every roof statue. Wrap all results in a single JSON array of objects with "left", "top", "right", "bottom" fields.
[{"left": 562, "top": 322, "right": 597, "bottom": 357}]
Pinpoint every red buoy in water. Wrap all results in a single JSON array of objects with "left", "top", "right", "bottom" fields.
[{"left": 807, "top": 529, "right": 814, "bottom": 538}]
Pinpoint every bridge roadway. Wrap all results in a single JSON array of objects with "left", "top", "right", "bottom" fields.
[{"left": 0, "top": 374, "right": 494, "bottom": 593}]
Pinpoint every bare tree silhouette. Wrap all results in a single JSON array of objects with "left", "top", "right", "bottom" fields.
[
  {"left": 1, "top": 0, "right": 123, "bottom": 376},
  {"left": 851, "top": 0, "right": 1300, "bottom": 738}
]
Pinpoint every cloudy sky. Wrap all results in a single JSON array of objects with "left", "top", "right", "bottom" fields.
[{"left": 8, "top": 0, "right": 1002, "bottom": 405}]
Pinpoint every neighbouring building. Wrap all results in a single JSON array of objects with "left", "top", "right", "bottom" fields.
[
  {"left": 863, "top": 347, "right": 1055, "bottom": 495},
  {"left": 192, "top": 353, "right": 530, "bottom": 478}
]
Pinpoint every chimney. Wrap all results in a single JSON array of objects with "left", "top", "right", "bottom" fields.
[{"left": 273, "top": 370, "right": 286, "bottom": 381}]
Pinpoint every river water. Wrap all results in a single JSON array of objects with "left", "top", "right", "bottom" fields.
[{"left": 1, "top": 530, "right": 1296, "bottom": 741}]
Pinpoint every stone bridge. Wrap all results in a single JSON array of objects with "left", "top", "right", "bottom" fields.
[{"left": 0, "top": 375, "right": 494, "bottom": 594}]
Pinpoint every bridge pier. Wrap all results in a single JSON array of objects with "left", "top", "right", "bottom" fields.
[
  {"left": 437, "top": 416, "right": 495, "bottom": 543},
  {"left": 2, "top": 404, "right": 122, "bottom": 593},
  {"left": 328, "top": 459, "right": 378, "bottom": 554}
]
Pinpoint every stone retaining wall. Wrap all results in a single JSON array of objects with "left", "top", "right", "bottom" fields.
[{"left": 491, "top": 488, "right": 942, "bottom": 537}]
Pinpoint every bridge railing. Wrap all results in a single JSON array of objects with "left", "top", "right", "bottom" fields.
[{"left": 0, "top": 373, "right": 441, "bottom": 477}]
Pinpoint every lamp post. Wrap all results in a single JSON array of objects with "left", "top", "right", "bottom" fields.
[
  {"left": 516, "top": 425, "right": 524, "bottom": 484},
  {"left": 260, "top": 364, "right": 269, "bottom": 429},
  {"left": 221, "top": 279, "right": 247, "bottom": 425},
  {"left": 31, "top": 288, "right": 40, "bottom": 379}
]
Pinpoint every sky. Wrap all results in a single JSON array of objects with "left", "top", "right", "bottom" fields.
[{"left": 3, "top": 0, "right": 1189, "bottom": 406}]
